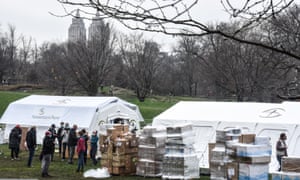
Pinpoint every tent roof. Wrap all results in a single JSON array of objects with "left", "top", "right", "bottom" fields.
[
  {"left": 12, "top": 95, "right": 118, "bottom": 107},
  {"left": 153, "top": 101, "right": 300, "bottom": 125},
  {"left": 0, "top": 95, "right": 143, "bottom": 128}
]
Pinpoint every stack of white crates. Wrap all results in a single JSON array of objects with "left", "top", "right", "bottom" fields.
[
  {"left": 162, "top": 124, "right": 200, "bottom": 179},
  {"left": 210, "top": 129, "right": 272, "bottom": 180},
  {"left": 271, "top": 156, "right": 300, "bottom": 180},
  {"left": 136, "top": 126, "right": 166, "bottom": 177},
  {"left": 210, "top": 128, "right": 241, "bottom": 180},
  {"left": 236, "top": 136, "right": 271, "bottom": 180}
]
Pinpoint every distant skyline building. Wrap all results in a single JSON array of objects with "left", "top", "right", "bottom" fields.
[
  {"left": 68, "top": 9, "right": 86, "bottom": 42},
  {"left": 88, "top": 11, "right": 105, "bottom": 41},
  {"left": 68, "top": 10, "right": 105, "bottom": 43}
]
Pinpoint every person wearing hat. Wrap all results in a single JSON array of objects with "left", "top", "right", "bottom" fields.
[
  {"left": 41, "top": 131, "right": 55, "bottom": 177},
  {"left": 8, "top": 124, "right": 22, "bottom": 160},
  {"left": 26, "top": 126, "right": 37, "bottom": 167},
  {"left": 276, "top": 132, "right": 288, "bottom": 171}
]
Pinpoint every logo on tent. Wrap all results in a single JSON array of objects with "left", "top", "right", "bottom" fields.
[
  {"left": 259, "top": 108, "right": 285, "bottom": 118},
  {"left": 39, "top": 108, "right": 45, "bottom": 115}
]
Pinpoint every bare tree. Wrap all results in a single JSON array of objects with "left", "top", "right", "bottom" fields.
[
  {"left": 57, "top": 0, "right": 299, "bottom": 59},
  {"left": 14, "top": 35, "right": 33, "bottom": 83},
  {"left": 175, "top": 36, "right": 202, "bottom": 96},
  {"left": 66, "top": 20, "right": 116, "bottom": 96},
  {"left": 0, "top": 33, "right": 9, "bottom": 83},
  {"left": 264, "top": 5, "right": 300, "bottom": 98},
  {"left": 199, "top": 23, "right": 294, "bottom": 101},
  {"left": 38, "top": 42, "right": 73, "bottom": 95},
  {"left": 5, "top": 24, "right": 18, "bottom": 84},
  {"left": 120, "top": 34, "right": 161, "bottom": 101}
]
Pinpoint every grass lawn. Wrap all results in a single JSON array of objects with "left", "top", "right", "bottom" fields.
[
  {"left": 0, "top": 144, "right": 210, "bottom": 179},
  {"left": 0, "top": 144, "right": 158, "bottom": 180},
  {"left": 0, "top": 90, "right": 212, "bottom": 179}
]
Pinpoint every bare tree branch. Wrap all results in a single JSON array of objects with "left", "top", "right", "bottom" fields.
[{"left": 56, "top": 0, "right": 300, "bottom": 59}]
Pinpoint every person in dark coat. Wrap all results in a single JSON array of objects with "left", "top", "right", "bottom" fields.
[
  {"left": 48, "top": 124, "right": 57, "bottom": 161},
  {"left": 68, "top": 124, "right": 78, "bottom": 164},
  {"left": 90, "top": 131, "right": 99, "bottom": 165},
  {"left": 41, "top": 131, "right": 55, "bottom": 177},
  {"left": 26, "top": 126, "right": 37, "bottom": 167},
  {"left": 81, "top": 129, "right": 89, "bottom": 165},
  {"left": 276, "top": 133, "right": 288, "bottom": 171},
  {"left": 8, "top": 124, "right": 22, "bottom": 160}
]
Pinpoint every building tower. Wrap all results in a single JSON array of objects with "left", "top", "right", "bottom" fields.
[
  {"left": 88, "top": 11, "right": 105, "bottom": 41},
  {"left": 68, "top": 9, "right": 86, "bottom": 42}
]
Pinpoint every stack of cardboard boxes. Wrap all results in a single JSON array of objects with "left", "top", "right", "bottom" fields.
[
  {"left": 136, "top": 126, "right": 166, "bottom": 177},
  {"left": 99, "top": 124, "right": 138, "bottom": 175},
  {"left": 210, "top": 129, "right": 272, "bottom": 180},
  {"left": 210, "top": 129, "right": 240, "bottom": 180},
  {"left": 271, "top": 156, "right": 300, "bottom": 180},
  {"left": 162, "top": 124, "right": 200, "bottom": 179}
]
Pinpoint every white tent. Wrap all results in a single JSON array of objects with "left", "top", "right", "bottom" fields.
[
  {"left": 0, "top": 95, "right": 144, "bottom": 144},
  {"left": 152, "top": 101, "right": 300, "bottom": 172}
]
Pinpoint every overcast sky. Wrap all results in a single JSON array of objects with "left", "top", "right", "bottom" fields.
[{"left": 0, "top": 0, "right": 230, "bottom": 51}]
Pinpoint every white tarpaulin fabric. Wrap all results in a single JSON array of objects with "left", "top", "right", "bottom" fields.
[
  {"left": 152, "top": 101, "right": 300, "bottom": 172},
  {"left": 0, "top": 95, "right": 144, "bottom": 144}
]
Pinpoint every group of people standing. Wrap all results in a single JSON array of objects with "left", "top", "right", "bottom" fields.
[{"left": 8, "top": 122, "right": 99, "bottom": 178}]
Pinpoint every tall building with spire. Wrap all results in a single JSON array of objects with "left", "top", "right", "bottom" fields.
[
  {"left": 68, "top": 9, "right": 86, "bottom": 42},
  {"left": 88, "top": 11, "right": 105, "bottom": 41}
]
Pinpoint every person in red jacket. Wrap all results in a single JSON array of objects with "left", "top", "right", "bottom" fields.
[{"left": 76, "top": 130, "right": 86, "bottom": 173}]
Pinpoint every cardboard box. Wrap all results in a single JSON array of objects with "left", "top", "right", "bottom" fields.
[
  {"left": 236, "top": 156, "right": 271, "bottom": 164},
  {"left": 99, "top": 135, "right": 108, "bottom": 145},
  {"left": 123, "top": 124, "right": 129, "bottom": 133},
  {"left": 112, "top": 161, "right": 125, "bottom": 167},
  {"left": 130, "top": 137, "right": 139, "bottom": 147},
  {"left": 112, "top": 166, "right": 125, "bottom": 175},
  {"left": 270, "top": 171, "right": 282, "bottom": 180},
  {"left": 282, "top": 157, "right": 300, "bottom": 173},
  {"left": 113, "top": 124, "right": 124, "bottom": 131},
  {"left": 100, "top": 159, "right": 112, "bottom": 167},
  {"left": 281, "top": 172, "right": 300, "bottom": 180},
  {"left": 208, "top": 143, "right": 216, "bottom": 165},
  {"left": 226, "top": 162, "right": 238, "bottom": 180},
  {"left": 239, "top": 163, "right": 269, "bottom": 180},
  {"left": 239, "top": 134, "right": 256, "bottom": 144},
  {"left": 20, "top": 127, "right": 29, "bottom": 151},
  {"left": 236, "top": 144, "right": 272, "bottom": 157},
  {"left": 101, "top": 152, "right": 113, "bottom": 160}
]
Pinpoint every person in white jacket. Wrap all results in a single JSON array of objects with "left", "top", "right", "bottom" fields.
[{"left": 61, "top": 123, "right": 70, "bottom": 161}]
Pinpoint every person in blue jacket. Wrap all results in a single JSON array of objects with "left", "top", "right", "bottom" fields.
[{"left": 90, "top": 131, "right": 99, "bottom": 165}]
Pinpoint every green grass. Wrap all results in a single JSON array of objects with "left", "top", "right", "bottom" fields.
[
  {"left": 0, "top": 144, "right": 210, "bottom": 179},
  {"left": 0, "top": 144, "right": 161, "bottom": 179},
  {"left": 0, "top": 90, "right": 211, "bottom": 179},
  {"left": 0, "top": 91, "right": 29, "bottom": 116}
]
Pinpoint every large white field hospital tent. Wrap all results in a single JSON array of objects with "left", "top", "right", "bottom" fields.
[
  {"left": 152, "top": 101, "right": 300, "bottom": 172},
  {"left": 0, "top": 95, "right": 144, "bottom": 144}
]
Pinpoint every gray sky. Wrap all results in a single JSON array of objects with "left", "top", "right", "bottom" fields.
[{"left": 0, "top": 0, "right": 229, "bottom": 51}]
